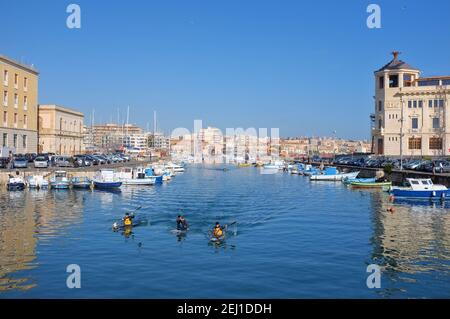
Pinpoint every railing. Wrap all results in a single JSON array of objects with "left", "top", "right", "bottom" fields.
[{"left": 39, "top": 128, "right": 83, "bottom": 138}]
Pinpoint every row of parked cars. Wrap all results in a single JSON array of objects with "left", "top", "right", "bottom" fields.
[
  {"left": 333, "top": 156, "right": 450, "bottom": 173},
  {"left": 0, "top": 153, "right": 132, "bottom": 169}
]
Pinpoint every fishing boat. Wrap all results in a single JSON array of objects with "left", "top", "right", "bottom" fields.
[
  {"left": 350, "top": 181, "right": 392, "bottom": 188},
  {"left": 50, "top": 171, "right": 70, "bottom": 189},
  {"left": 165, "top": 162, "right": 185, "bottom": 172},
  {"left": 310, "top": 167, "right": 359, "bottom": 181},
  {"left": 390, "top": 178, "right": 450, "bottom": 199},
  {"left": 26, "top": 175, "right": 49, "bottom": 189},
  {"left": 93, "top": 169, "right": 122, "bottom": 189},
  {"left": 7, "top": 175, "right": 26, "bottom": 191},
  {"left": 71, "top": 176, "right": 92, "bottom": 188},
  {"left": 302, "top": 164, "right": 320, "bottom": 176},
  {"left": 342, "top": 177, "right": 376, "bottom": 185},
  {"left": 116, "top": 167, "right": 155, "bottom": 185},
  {"left": 144, "top": 167, "right": 163, "bottom": 183}
]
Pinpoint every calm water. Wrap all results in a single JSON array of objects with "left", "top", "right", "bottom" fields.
[{"left": 1, "top": 165, "right": 450, "bottom": 298}]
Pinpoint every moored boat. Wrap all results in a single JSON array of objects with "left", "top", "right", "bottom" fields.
[
  {"left": 350, "top": 181, "right": 392, "bottom": 188},
  {"left": 26, "top": 175, "right": 49, "bottom": 189},
  {"left": 71, "top": 176, "right": 92, "bottom": 188},
  {"left": 93, "top": 169, "right": 122, "bottom": 189},
  {"left": 50, "top": 171, "right": 70, "bottom": 189},
  {"left": 343, "top": 177, "right": 376, "bottom": 185},
  {"left": 310, "top": 167, "right": 359, "bottom": 181},
  {"left": 117, "top": 167, "right": 155, "bottom": 185},
  {"left": 390, "top": 178, "right": 450, "bottom": 199},
  {"left": 7, "top": 175, "right": 26, "bottom": 191}
]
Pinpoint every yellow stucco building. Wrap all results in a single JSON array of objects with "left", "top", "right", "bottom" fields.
[
  {"left": 372, "top": 52, "right": 450, "bottom": 156},
  {"left": 38, "top": 104, "right": 84, "bottom": 155},
  {"left": 0, "top": 55, "right": 39, "bottom": 154}
]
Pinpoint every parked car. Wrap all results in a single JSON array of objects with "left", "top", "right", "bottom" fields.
[
  {"left": 73, "top": 155, "right": 91, "bottom": 167},
  {"left": 34, "top": 156, "right": 49, "bottom": 168},
  {"left": 53, "top": 156, "right": 73, "bottom": 167},
  {"left": 95, "top": 155, "right": 111, "bottom": 164},
  {"left": 12, "top": 156, "right": 29, "bottom": 168},
  {"left": 0, "top": 158, "right": 8, "bottom": 168},
  {"left": 85, "top": 155, "right": 100, "bottom": 165},
  {"left": 91, "top": 155, "right": 107, "bottom": 165},
  {"left": 25, "top": 153, "right": 37, "bottom": 163}
]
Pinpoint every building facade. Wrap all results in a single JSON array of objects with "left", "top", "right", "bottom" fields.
[
  {"left": 90, "top": 123, "right": 142, "bottom": 151},
  {"left": 372, "top": 52, "right": 450, "bottom": 156},
  {"left": 0, "top": 55, "right": 39, "bottom": 154},
  {"left": 38, "top": 104, "right": 84, "bottom": 155}
]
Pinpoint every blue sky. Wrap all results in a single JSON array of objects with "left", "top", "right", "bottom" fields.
[{"left": 1, "top": 0, "right": 450, "bottom": 139}]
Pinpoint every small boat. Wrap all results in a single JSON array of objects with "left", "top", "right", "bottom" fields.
[
  {"left": 93, "top": 169, "right": 122, "bottom": 189},
  {"left": 390, "top": 178, "right": 450, "bottom": 199},
  {"left": 165, "top": 162, "right": 185, "bottom": 172},
  {"left": 7, "top": 176, "right": 26, "bottom": 191},
  {"left": 350, "top": 181, "right": 392, "bottom": 188},
  {"left": 343, "top": 177, "right": 376, "bottom": 185},
  {"left": 302, "top": 164, "right": 320, "bottom": 176},
  {"left": 144, "top": 167, "right": 163, "bottom": 183},
  {"left": 237, "top": 163, "right": 251, "bottom": 167},
  {"left": 71, "top": 176, "right": 92, "bottom": 188},
  {"left": 310, "top": 167, "right": 359, "bottom": 181},
  {"left": 26, "top": 175, "right": 49, "bottom": 189},
  {"left": 117, "top": 167, "right": 155, "bottom": 185},
  {"left": 50, "top": 171, "right": 70, "bottom": 189}
]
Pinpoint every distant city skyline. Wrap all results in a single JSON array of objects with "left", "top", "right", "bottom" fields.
[{"left": 2, "top": 0, "right": 450, "bottom": 139}]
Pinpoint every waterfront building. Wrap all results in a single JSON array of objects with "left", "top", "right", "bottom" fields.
[
  {"left": 91, "top": 123, "right": 142, "bottom": 151},
  {"left": 0, "top": 55, "right": 39, "bottom": 154},
  {"left": 148, "top": 132, "right": 170, "bottom": 150},
  {"left": 38, "top": 104, "right": 84, "bottom": 155},
  {"left": 372, "top": 52, "right": 450, "bottom": 156}
]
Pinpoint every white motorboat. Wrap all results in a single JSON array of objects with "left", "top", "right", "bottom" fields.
[
  {"left": 26, "top": 175, "right": 49, "bottom": 189},
  {"left": 116, "top": 167, "right": 155, "bottom": 185},
  {"left": 310, "top": 167, "right": 360, "bottom": 181}
]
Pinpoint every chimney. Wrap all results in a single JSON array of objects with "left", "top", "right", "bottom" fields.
[{"left": 392, "top": 51, "right": 400, "bottom": 61}]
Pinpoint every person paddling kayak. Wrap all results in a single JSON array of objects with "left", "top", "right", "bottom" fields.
[
  {"left": 176, "top": 215, "right": 189, "bottom": 231},
  {"left": 212, "top": 222, "right": 226, "bottom": 238},
  {"left": 123, "top": 212, "right": 134, "bottom": 227}
]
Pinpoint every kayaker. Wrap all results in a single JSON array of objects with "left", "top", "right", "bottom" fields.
[
  {"left": 122, "top": 212, "right": 134, "bottom": 227},
  {"left": 212, "top": 222, "right": 225, "bottom": 238},
  {"left": 176, "top": 215, "right": 189, "bottom": 230}
]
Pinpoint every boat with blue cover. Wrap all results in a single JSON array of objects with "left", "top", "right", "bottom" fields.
[
  {"left": 144, "top": 167, "right": 163, "bottom": 183},
  {"left": 310, "top": 167, "right": 360, "bottom": 181},
  {"left": 390, "top": 178, "right": 450, "bottom": 199}
]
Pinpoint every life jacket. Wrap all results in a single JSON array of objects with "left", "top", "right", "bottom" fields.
[
  {"left": 213, "top": 226, "right": 223, "bottom": 237},
  {"left": 124, "top": 217, "right": 132, "bottom": 226}
]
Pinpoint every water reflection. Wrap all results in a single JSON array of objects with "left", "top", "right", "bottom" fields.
[
  {"left": 0, "top": 190, "right": 84, "bottom": 292},
  {"left": 369, "top": 191, "right": 450, "bottom": 296}
]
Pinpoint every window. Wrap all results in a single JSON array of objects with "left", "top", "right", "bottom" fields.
[
  {"left": 22, "top": 135, "right": 27, "bottom": 148},
  {"left": 439, "top": 99, "right": 445, "bottom": 107},
  {"left": 14, "top": 113, "right": 17, "bottom": 126},
  {"left": 379, "top": 76, "right": 384, "bottom": 89},
  {"left": 408, "top": 101, "right": 412, "bottom": 108},
  {"left": 23, "top": 114, "right": 27, "bottom": 127},
  {"left": 433, "top": 118, "right": 440, "bottom": 129},
  {"left": 23, "top": 96, "right": 27, "bottom": 110},
  {"left": 429, "top": 137, "right": 443, "bottom": 150},
  {"left": 378, "top": 101, "right": 382, "bottom": 111},
  {"left": 443, "top": 79, "right": 450, "bottom": 86},
  {"left": 3, "top": 70, "right": 8, "bottom": 85},
  {"left": 378, "top": 119, "right": 382, "bottom": 129},
  {"left": 408, "top": 137, "right": 421, "bottom": 150},
  {"left": 418, "top": 79, "right": 440, "bottom": 86},
  {"left": 418, "top": 100, "right": 423, "bottom": 108},
  {"left": 434, "top": 99, "right": 439, "bottom": 107},
  {"left": 3, "top": 111, "right": 6, "bottom": 125},
  {"left": 411, "top": 118, "right": 418, "bottom": 129},
  {"left": 13, "top": 134, "right": 17, "bottom": 148},
  {"left": 23, "top": 77, "right": 28, "bottom": 90},
  {"left": 2, "top": 133, "right": 7, "bottom": 147},
  {"left": 14, "top": 93, "right": 18, "bottom": 107},
  {"left": 14, "top": 74, "right": 18, "bottom": 87},
  {"left": 429, "top": 100, "right": 433, "bottom": 108},
  {"left": 389, "top": 75, "right": 399, "bottom": 88},
  {"left": 413, "top": 100, "right": 417, "bottom": 108},
  {"left": 3, "top": 91, "right": 7, "bottom": 106},
  {"left": 404, "top": 74, "right": 413, "bottom": 87}
]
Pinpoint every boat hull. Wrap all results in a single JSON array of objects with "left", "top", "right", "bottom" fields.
[
  {"left": 72, "top": 182, "right": 92, "bottom": 188},
  {"left": 51, "top": 182, "right": 70, "bottom": 189},
  {"left": 121, "top": 179, "right": 155, "bottom": 185},
  {"left": 93, "top": 181, "right": 122, "bottom": 189},
  {"left": 7, "top": 183, "right": 25, "bottom": 191},
  {"left": 310, "top": 171, "right": 359, "bottom": 181},
  {"left": 392, "top": 188, "right": 450, "bottom": 199},
  {"left": 350, "top": 181, "right": 392, "bottom": 188}
]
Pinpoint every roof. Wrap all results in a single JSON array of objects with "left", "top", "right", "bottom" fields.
[
  {"left": 0, "top": 55, "right": 39, "bottom": 75},
  {"left": 376, "top": 51, "right": 419, "bottom": 73}
]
